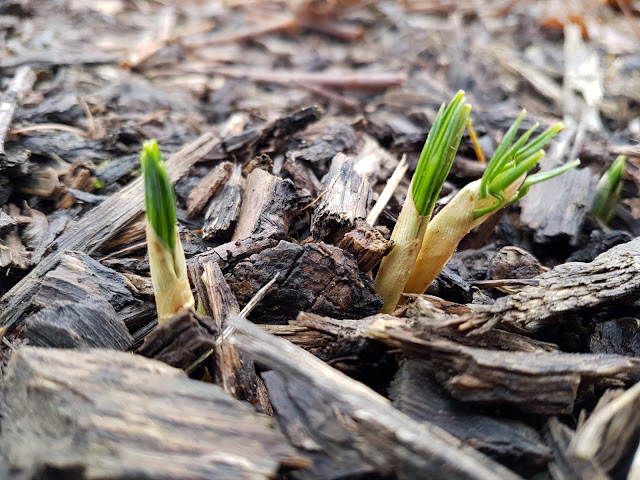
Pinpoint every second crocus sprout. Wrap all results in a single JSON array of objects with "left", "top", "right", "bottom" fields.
[{"left": 402, "top": 110, "right": 580, "bottom": 297}]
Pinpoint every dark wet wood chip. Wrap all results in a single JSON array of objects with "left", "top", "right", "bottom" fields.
[
  {"left": 228, "top": 315, "right": 522, "bottom": 480},
  {"left": 23, "top": 298, "right": 133, "bottom": 350},
  {"left": 32, "top": 251, "right": 133, "bottom": 311},
  {"left": 310, "top": 153, "right": 373, "bottom": 243},
  {"left": 224, "top": 240, "right": 382, "bottom": 323},
  {"left": 186, "top": 160, "right": 232, "bottom": 217},
  {"left": 203, "top": 162, "right": 244, "bottom": 241},
  {"left": 137, "top": 308, "right": 219, "bottom": 373},
  {"left": 390, "top": 358, "right": 552, "bottom": 474},
  {"left": 462, "top": 237, "right": 640, "bottom": 333},
  {"left": 520, "top": 167, "right": 597, "bottom": 245},
  {"left": 0, "top": 346, "right": 308, "bottom": 479},
  {"left": 337, "top": 218, "right": 393, "bottom": 271}
]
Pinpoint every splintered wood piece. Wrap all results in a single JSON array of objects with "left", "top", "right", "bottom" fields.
[
  {"left": 0, "top": 133, "right": 220, "bottom": 330},
  {"left": 137, "top": 309, "right": 219, "bottom": 372},
  {"left": 203, "top": 163, "right": 244, "bottom": 240},
  {"left": 520, "top": 167, "right": 597, "bottom": 245},
  {"left": 337, "top": 219, "right": 393, "bottom": 271},
  {"left": 461, "top": 238, "right": 640, "bottom": 333},
  {"left": 0, "top": 227, "right": 29, "bottom": 269},
  {"left": 250, "top": 179, "right": 302, "bottom": 239},
  {"left": 202, "top": 261, "right": 241, "bottom": 324},
  {"left": 232, "top": 168, "right": 281, "bottom": 241},
  {"left": 391, "top": 358, "right": 552, "bottom": 473},
  {"left": 224, "top": 240, "right": 382, "bottom": 323},
  {"left": 260, "top": 324, "right": 331, "bottom": 353},
  {"left": 369, "top": 318, "right": 640, "bottom": 414},
  {"left": 24, "top": 299, "right": 133, "bottom": 350},
  {"left": 186, "top": 161, "right": 233, "bottom": 217},
  {"left": 298, "top": 307, "right": 559, "bottom": 354},
  {"left": 207, "top": 65, "right": 407, "bottom": 91},
  {"left": 0, "top": 347, "right": 308, "bottom": 479},
  {"left": 310, "top": 153, "right": 373, "bottom": 243},
  {"left": 227, "top": 315, "right": 522, "bottom": 480},
  {"left": 201, "top": 262, "right": 261, "bottom": 402},
  {"left": 568, "top": 382, "right": 640, "bottom": 472}
]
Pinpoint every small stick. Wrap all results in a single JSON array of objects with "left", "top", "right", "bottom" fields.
[
  {"left": 200, "top": 65, "right": 407, "bottom": 91},
  {"left": 466, "top": 118, "right": 486, "bottom": 163},
  {"left": 217, "top": 273, "right": 280, "bottom": 347},
  {"left": 366, "top": 154, "right": 408, "bottom": 225}
]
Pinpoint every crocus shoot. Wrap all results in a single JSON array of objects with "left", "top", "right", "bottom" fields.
[
  {"left": 404, "top": 111, "right": 580, "bottom": 295},
  {"left": 591, "top": 155, "right": 626, "bottom": 224},
  {"left": 142, "top": 140, "right": 195, "bottom": 323},
  {"left": 375, "top": 91, "right": 471, "bottom": 313}
]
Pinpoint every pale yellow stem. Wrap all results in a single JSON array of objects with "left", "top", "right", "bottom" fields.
[
  {"left": 375, "top": 192, "right": 430, "bottom": 314},
  {"left": 404, "top": 177, "right": 524, "bottom": 295},
  {"left": 147, "top": 223, "right": 195, "bottom": 323}
]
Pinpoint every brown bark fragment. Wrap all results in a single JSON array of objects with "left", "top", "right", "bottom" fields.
[
  {"left": 186, "top": 160, "right": 232, "bottom": 217},
  {"left": 225, "top": 240, "right": 382, "bottom": 323},
  {"left": 232, "top": 168, "right": 281, "bottom": 240},
  {"left": 203, "top": 162, "right": 244, "bottom": 241},
  {"left": 337, "top": 219, "right": 393, "bottom": 271},
  {"left": 311, "top": 152, "right": 372, "bottom": 243}
]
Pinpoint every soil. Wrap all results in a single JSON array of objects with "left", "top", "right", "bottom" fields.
[{"left": 1, "top": 1, "right": 640, "bottom": 479}]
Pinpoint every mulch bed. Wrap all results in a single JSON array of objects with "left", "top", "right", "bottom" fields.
[{"left": 1, "top": 1, "right": 640, "bottom": 479}]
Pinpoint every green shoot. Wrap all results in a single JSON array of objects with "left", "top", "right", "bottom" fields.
[
  {"left": 404, "top": 113, "right": 579, "bottom": 296},
  {"left": 591, "top": 155, "right": 626, "bottom": 223},
  {"left": 375, "top": 91, "right": 471, "bottom": 314},
  {"left": 142, "top": 140, "right": 177, "bottom": 253},
  {"left": 142, "top": 140, "right": 194, "bottom": 324}
]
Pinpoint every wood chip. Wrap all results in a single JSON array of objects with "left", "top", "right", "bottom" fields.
[
  {"left": 228, "top": 314, "right": 522, "bottom": 480},
  {"left": 0, "top": 346, "right": 308, "bottom": 478},
  {"left": 186, "top": 160, "right": 232, "bottom": 217}
]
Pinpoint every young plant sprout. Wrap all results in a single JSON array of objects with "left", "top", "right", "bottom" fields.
[
  {"left": 142, "top": 140, "right": 195, "bottom": 323},
  {"left": 403, "top": 111, "right": 580, "bottom": 296},
  {"left": 591, "top": 155, "right": 626, "bottom": 223},
  {"left": 375, "top": 91, "right": 471, "bottom": 313}
]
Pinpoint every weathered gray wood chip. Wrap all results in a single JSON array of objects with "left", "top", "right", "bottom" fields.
[{"left": 0, "top": 347, "right": 307, "bottom": 479}]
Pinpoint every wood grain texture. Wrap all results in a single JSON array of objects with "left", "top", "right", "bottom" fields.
[
  {"left": 461, "top": 238, "right": 640, "bottom": 333},
  {"left": 227, "top": 314, "right": 523, "bottom": 480},
  {"left": 0, "top": 346, "right": 308, "bottom": 479}
]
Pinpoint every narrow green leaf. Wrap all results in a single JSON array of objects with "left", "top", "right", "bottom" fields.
[
  {"left": 592, "top": 155, "right": 626, "bottom": 223},
  {"left": 514, "top": 123, "right": 563, "bottom": 163},
  {"left": 141, "top": 139, "right": 176, "bottom": 252},
  {"left": 411, "top": 91, "right": 471, "bottom": 217},
  {"left": 479, "top": 110, "right": 526, "bottom": 199}
]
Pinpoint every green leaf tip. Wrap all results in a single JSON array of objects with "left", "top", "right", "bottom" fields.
[
  {"left": 141, "top": 139, "right": 176, "bottom": 251},
  {"left": 472, "top": 115, "right": 572, "bottom": 219},
  {"left": 592, "top": 155, "right": 626, "bottom": 223},
  {"left": 411, "top": 90, "right": 471, "bottom": 217}
]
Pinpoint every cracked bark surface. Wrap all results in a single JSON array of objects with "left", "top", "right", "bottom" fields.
[
  {"left": 225, "top": 239, "right": 382, "bottom": 323},
  {"left": 461, "top": 238, "right": 640, "bottom": 333}
]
